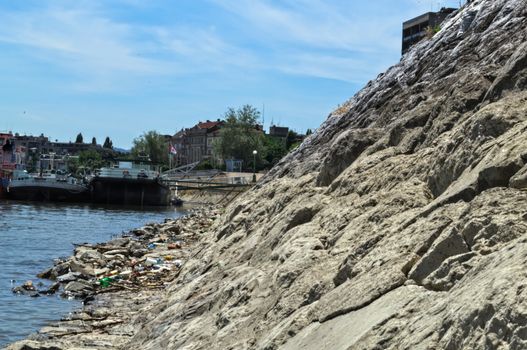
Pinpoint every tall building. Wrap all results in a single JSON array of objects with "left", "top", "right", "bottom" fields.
[
  {"left": 402, "top": 7, "right": 457, "bottom": 55},
  {"left": 171, "top": 120, "right": 224, "bottom": 166},
  {"left": 269, "top": 126, "right": 289, "bottom": 138}
]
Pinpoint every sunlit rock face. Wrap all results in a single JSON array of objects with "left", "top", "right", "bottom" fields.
[{"left": 126, "top": 1, "right": 527, "bottom": 349}]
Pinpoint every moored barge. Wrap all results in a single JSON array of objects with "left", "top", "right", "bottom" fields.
[
  {"left": 6, "top": 170, "right": 89, "bottom": 202},
  {"left": 88, "top": 162, "right": 170, "bottom": 206}
]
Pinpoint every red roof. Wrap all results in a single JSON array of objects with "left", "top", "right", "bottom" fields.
[{"left": 197, "top": 121, "right": 223, "bottom": 129}]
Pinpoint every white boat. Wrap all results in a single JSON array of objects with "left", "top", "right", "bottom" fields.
[{"left": 7, "top": 170, "right": 89, "bottom": 202}]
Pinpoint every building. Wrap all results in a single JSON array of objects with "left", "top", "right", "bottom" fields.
[
  {"left": 14, "top": 133, "right": 99, "bottom": 156},
  {"left": 269, "top": 126, "right": 289, "bottom": 138},
  {"left": 0, "top": 133, "right": 20, "bottom": 171},
  {"left": 9, "top": 133, "right": 107, "bottom": 171},
  {"left": 13, "top": 133, "right": 104, "bottom": 156},
  {"left": 171, "top": 129, "right": 190, "bottom": 166},
  {"left": 268, "top": 125, "right": 289, "bottom": 149},
  {"left": 171, "top": 120, "right": 224, "bottom": 166},
  {"left": 12, "top": 134, "right": 49, "bottom": 151},
  {"left": 402, "top": 7, "right": 457, "bottom": 54},
  {"left": 0, "top": 132, "right": 26, "bottom": 189}
]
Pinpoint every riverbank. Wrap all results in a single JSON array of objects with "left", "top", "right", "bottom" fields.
[
  {"left": 5, "top": 206, "right": 220, "bottom": 350},
  {"left": 0, "top": 201, "right": 185, "bottom": 347},
  {"left": 178, "top": 188, "right": 244, "bottom": 206}
]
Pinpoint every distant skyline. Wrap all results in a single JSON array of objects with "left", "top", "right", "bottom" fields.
[{"left": 0, "top": 0, "right": 462, "bottom": 148}]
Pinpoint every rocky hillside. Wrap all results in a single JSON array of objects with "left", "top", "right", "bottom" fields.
[{"left": 126, "top": 1, "right": 527, "bottom": 349}]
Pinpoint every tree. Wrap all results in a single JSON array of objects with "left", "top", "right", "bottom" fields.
[
  {"left": 76, "top": 149, "right": 105, "bottom": 172},
  {"left": 26, "top": 151, "right": 39, "bottom": 173},
  {"left": 91, "top": 137, "right": 97, "bottom": 145},
  {"left": 131, "top": 131, "right": 168, "bottom": 166},
  {"left": 67, "top": 157, "right": 80, "bottom": 175},
  {"left": 75, "top": 133, "right": 83, "bottom": 143},
  {"left": 263, "top": 135, "right": 287, "bottom": 167},
  {"left": 286, "top": 130, "right": 299, "bottom": 149},
  {"left": 103, "top": 137, "right": 113, "bottom": 149},
  {"left": 213, "top": 105, "right": 266, "bottom": 170},
  {"left": 306, "top": 128, "right": 313, "bottom": 136}
]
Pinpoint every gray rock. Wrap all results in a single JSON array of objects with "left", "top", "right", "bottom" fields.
[
  {"left": 56, "top": 272, "right": 82, "bottom": 283},
  {"left": 49, "top": 263, "right": 69, "bottom": 280},
  {"left": 64, "top": 280, "right": 92, "bottom": 293},
  {"left": 5, "top": 340, "right": 63, "bottom": 350},
  {"left": 108, "top": 237, "right": 131, "bottom": 247},
  {"left": 36, "top": 267, "right": 52, "bottom": 279},
  {"left": 62, "top": 281, "right": 93, "bottom": 298},
  {"left": 12, "top": 286, "right": 39, "bottom": 297},
  {"left": 130, "top": 248, "right": 148, "bottom": 258},
  {"left": 116, "top": 2, "right": 527, "bottom": 349},
  {"left": 10, "top": 1, "right": 527, "bottom": 349},
  {"left": 509, "top": 164, "right": 527, "bottom": 189},
  {"left": 68, "top": 259, "right": 95, "bottom": 276},
  {"left": 77, "top": 249, "right": 106, "bottom": 264},
  {"left": 104, "top": 249, "right": 129, "bottom": 256},
  {"left": 39, "top": 282, "right": 61, "bottom": 295}
]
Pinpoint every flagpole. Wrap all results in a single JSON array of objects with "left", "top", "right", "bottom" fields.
[
  {"left": 169, "top": 144, "right": 172, "bottom": 170},
  {"left": 168, "top": 143, "right": 177, "bottom": 170}
]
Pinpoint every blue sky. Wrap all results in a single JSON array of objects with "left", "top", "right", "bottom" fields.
[{"left": 0, "top": 0, "right": 462, "bottom": 148}]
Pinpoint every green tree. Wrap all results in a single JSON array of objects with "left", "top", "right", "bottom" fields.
[
  {"left": 77, "top": 149, "right": 105, "bottom": 171},
  {"left": 91, "top": 137, "right": 97, "bottom": 145},
  {"left": 131, "top": 130, "right": 168, "bottom": 166},
  {"left": 263, "top": 135, "right": 287, "bottom": 167},
  {"left": 26, "top": 151, "right": 40, "bottom": 173},
  {"left": 286, "top": 130, "right": 299, "bottom": 149},
  {"left": 75, "top": 133, "right": 83, "bottom": 143},
  {"left": 67, "top": 157, "right": 80, "bottom": 175},
  {"left": 103, "top": 137, "right": 113, "bottom": 149},
  {"left": 306, "top": 128, "right": 313, "bottom": 136},
  {"left": 214, "top": 105, "right": 266, "bottom": 170}
]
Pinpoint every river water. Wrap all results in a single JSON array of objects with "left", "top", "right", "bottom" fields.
[{"left": 0, "top": 200, "right": 185, "bottom": 348}]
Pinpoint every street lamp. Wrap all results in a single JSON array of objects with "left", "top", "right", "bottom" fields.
[
  {"left": 252, "top": 150, "right": 257, "bottom": 183},
  {"left": 49, "top": 152, "right": 56, "bottom": 172}
]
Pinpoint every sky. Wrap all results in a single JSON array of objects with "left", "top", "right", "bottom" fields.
[{"left": 0, "top": 0, "right": 462, "bottom": 148}]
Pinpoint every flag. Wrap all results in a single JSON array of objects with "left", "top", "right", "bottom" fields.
[{"left": 169, "top": 143, "right": 177, "bottom": 155}]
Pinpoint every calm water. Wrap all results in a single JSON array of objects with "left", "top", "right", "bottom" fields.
[{"left": 0, "top": 200, "right": 185, "bottom": 348}]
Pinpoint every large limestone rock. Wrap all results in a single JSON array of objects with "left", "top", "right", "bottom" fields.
[{"left": 124, "top": 0, "right": 527, "bottom": 349}]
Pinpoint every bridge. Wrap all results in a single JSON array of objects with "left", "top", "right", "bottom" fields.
[{"left": 160, "top": 163, "right": 261, "bottom": 204}]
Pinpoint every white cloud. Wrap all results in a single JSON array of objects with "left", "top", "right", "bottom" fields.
[
  {"left": 273, "top": 52, "right": 375, "bottom": 83},
  {"left": 0, "top": 0, "right": 423, "bottom": 90},
  {"left": 0, "top": 2, "right": 261, "bottom": 91},
  {"left": 0, "top": 8, "right": 158, "bottom": 72},
  {"left": 211, "top": 0, "right": 402, "bottom": 52},
  {"left": 0, "top": 5, "right": 169, "bottom": 92},
  {"left": 150, "top": 26, "right": 258, "bottom": 72},
  {"left": 209, "top": 0, "right": 407, "bottom": 82}
]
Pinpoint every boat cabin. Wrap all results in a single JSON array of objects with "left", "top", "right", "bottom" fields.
[{"left": 98, "top": 161, "right": 159, "bottom": 179}]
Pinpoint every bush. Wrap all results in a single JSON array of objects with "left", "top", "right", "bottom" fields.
[
  {"left": 196, "top": 160, "right": 214, "bottom": 170},
  {"left": 425, "top": 25, "right": 441, "bottom": 38}
]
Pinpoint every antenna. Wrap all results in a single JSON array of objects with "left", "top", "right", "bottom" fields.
[{"left": 262, "top": 103, "right": 265, "bottom": 129}]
